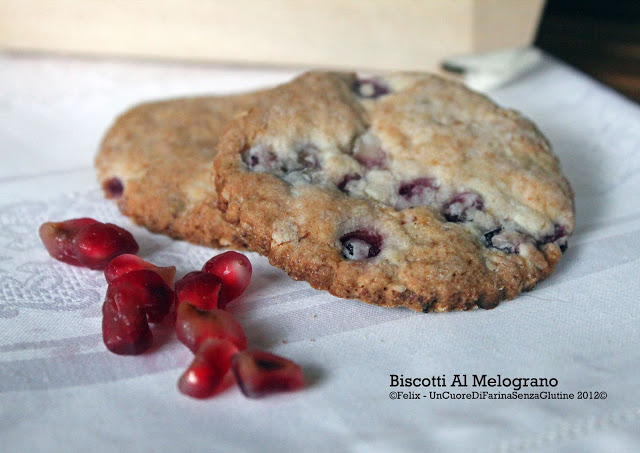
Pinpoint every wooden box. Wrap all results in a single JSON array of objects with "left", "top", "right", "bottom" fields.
[{"left": 0, "top": 0, "right": 545, "bottom": 71}]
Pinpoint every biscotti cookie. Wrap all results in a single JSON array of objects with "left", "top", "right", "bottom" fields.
[
  {"left": 96, "top": 93, "right": 264, "bottom": 248},
  {"left": 214, "top": 72, "right": 575, "bottom": 312}
]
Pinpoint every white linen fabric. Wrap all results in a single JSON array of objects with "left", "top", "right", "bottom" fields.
[{"left": 0, "top": 53, "right": 639, "bottom": 453}]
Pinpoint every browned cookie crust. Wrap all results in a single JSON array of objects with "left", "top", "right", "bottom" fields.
[
  {"left": 96, "top": 93, "right": 264, "bottom": 248},
  {"left": 214, "top": 72, "right": 575, "bottom": 312}
]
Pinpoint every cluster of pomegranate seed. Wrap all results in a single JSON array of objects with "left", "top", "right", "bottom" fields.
[{"left": 38, "top": 218, "right": 304, "bottom": 399}]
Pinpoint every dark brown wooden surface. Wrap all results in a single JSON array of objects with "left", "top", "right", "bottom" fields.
[{"left": 536, "top": 0, "right": 640, "bottom": 103}]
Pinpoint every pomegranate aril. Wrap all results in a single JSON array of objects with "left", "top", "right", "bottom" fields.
[
  {"left": 175, "top": 302, "right": 247, "bottom": 353},
  {"left": 202, "top": 252, "right": 252, "bottom": 308},
  {"left": 340, "top": 230, "right": 383, "bottom": 259},
  {"left": 484, "top": 227, "right": 534, "bottom": 254},
  {"left": 337, "top": 174, "right": 361, "bottom": 193},
  {"left": 540, "top": 224, "right": 568, "bottom": 252},
  {"left": 104, "top": 254, "right": 176, "bottom": 287},
  {"left": 398, "top": 178, "right": 439, "bottom": 200},
  {"left": 442, "top": 191, "right": 484, "bottom": 222},
  {"left": 352, "top": 78, "right": 390, "bottom": 99},
  {"left": 72, "top": 222, "right": 139, "bottom": 270},
  {"left": 109, "top": 269, "right": 174, "bottom": 323},
  {"left": 178, "top": 338, "right": 238, "bottom": 399},
  {"left": 39, "top": 218, "right": 99, "bottom": 266},
  {"left": 102, "top": 287, "right": 152, "bottom": 355},
  {"left": 242, "top": 144, "right": 279, "bottom": 171},
  {"left": 102, "top": 177, "right": 124, "bottom": 199},
  {"left": 231, "top": 350, "right": 304, "bottom": 398},
  {"left": 175, "top": 271, "right": 223, "bottom": 311}
]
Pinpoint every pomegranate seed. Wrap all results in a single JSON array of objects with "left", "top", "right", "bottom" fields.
[
  {"left": 72, "top": 222, "right": 139, "bottom": 270},
  {"left": 340, "top": 230, "right": 383, "bottom": 259},
  {"left": 102, "top": 177, "right": 124, "bottom": 199},
  {"left": 442, "top": 191, "right": 484, "bottom": 222},
  {"left": 352, "top": 78, "right": 390, "bottom": 99},
  {"left": 177, "top": 338, "right": 239, "bottom": 399},
  {"left": 104, "top": 254, "right": 176, "bottom": 287},
  {"left": 353, "top": 133, "right": 387, "bottom": 169},
  {"left": 109, "top": 270, "right": 174, "bottom": 323},
  {"left": 174, "top": 271, "right": 201, "bottom": 293},
  {"left": 102, "top": 286, "right": 152, "bottom": 355},
  {"left": 540, "top": 224, "right": 568, "bottom": 252},
  {"left": 398, "top": 177, "right": 439, "bottom": 199},
  {"left": 175, "top": 302, "right": 247, "bottom": 353},
  {"left": 337, "top": 174, "right": 361, "bottom": 193},
  {"left": 202, "top": 252, "right": 252, "bottom": 308},
  {"left": 38, "top": 218, "right": 98, "bottom": 266},
  {"left": 175, "top": 271, "right": 223, "bottom": 311},
  {"left": 231, "top": 350, "right": 304, "bottom": 398}
]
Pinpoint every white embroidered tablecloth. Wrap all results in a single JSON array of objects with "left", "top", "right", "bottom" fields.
[{"left": 1, "top": 52, "right": 639, "bottom": 453}]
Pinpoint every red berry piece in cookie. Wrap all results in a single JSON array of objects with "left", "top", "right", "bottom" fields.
[
  {"left": 540, "top": 224, "right": 568, "bottom": 252},
  {"left": 351, "top": 77, "right": 390, "bottom": 99},
  {"left": 297, "top": 144, "right": 320, "bottom": 169},
  {"left": 102, "top": 286, "right": 153, "bottom": 355},
  {"left": 484, "top": 228, "right": 535, "bottom": 254},
  {"left": 243, "top": 143, "right": 279, "bottom": 172},
  {"left": 39, "top": 218, "right": 99, "bottom": 266},
  {"left": 231, "top": 350, "right": 304, "bottom": 398},
  {"left": 442, "top": 191, "right": 484, "bottom": 222},
  {"left": 102, "top": 177, "right": 124, "bottom": 199},
  {"left": 175, "top": 302, "right": 247, "bottom": 353},
  {"left": 109, "top": 270, "right": 174, "bottom": 323},
  {"left": 104, "top": 254, "right": 176, "bottom": 287},
  {"left": 202, "top": 252, "right": 252, "bottom": 308},
  {"left": 175, "top": 271, "right": 223, "bottom": 311},
  {"left": 398, "top": 178, "right": 440, "bottom": 208},
  {"left": 340, "top": 230, "right": 383, "bottom": 260},
  {"left": 177, "top": 338, "right": 239, "bottom": 399},
  {"left": 72, "top": 222, "right": 139, "bottom": 270},
  {"left": 337, "top": 174, "right": 361, "bottom": 193}
]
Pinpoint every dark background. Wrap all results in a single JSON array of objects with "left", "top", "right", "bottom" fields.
[{"left": 536, "top": 0, "right": 640, "bottom": 103}]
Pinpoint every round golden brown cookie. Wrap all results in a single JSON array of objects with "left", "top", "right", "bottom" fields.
[
  {"left": 96, "top": 93, "right": 265, "bottom": 248},
  {"left": 214, "top": 72, "right": 575, "bottom": 312}
]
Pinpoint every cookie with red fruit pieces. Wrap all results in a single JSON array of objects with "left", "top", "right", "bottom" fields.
[
  {"left": 213, "top": 72, "right": 575, "bottom": 312},
  {"left": 95, "top": 91, "right": 267, "bottom": 248}
]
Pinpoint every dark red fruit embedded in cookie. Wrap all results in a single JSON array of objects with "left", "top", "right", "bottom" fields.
[
  {"left": 337, "top": 174, "right": 361, "bottom": 193},
  {"left": 442, "top": 191, "right": 484, "bottom": 222},
  {"left": 202, "top": 252, "right": 252, "bottom": 308},
  {"left": 340, "top": 230, "right": 383, "bottom": 259},
  {"left": 104, "top": 254, "right": 176, "bottom": 287},
  {"left": 540, "top": 224, "right": 568, "bottom": 252},
  {"left": 109, "top": 270, "right": 174, "bottom": 323},
  {"left": 102, "top": 177, "right": 124, "bottom": 199},
  {"left": 297, "top": 144, "right": 320, "bottom": 169},
  {"left": 231, "top": 350, "right": 304, "bottom": 399},
  {"left": 72, "top": 222, "right": 139, "bottom": 270},
  {"left": 175, "top": 302, "right": 247, "bottom": 354},
  {"left": 398, "top": 178, "right": 440, "bottom": 204},
  {"left": 39, "top": 218, "right": 99, "bottom": 266},
  {"left": 484, "top": 228, "right": 534, "bottom": 254},
  {"left": 175, "top": 271, "right": 223, "bottom": 311},
  {"left": 242, "top": 144, "right": 279, "bottom": 171},
  {"left": 102, "top": 286, "right": 153, "bottom": 355},
  {"left": 351, "top": 78, "right": 390, "bottom": 99},
  {"left": 178, "top": 338, "right": 239, "bottom": 399}
]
